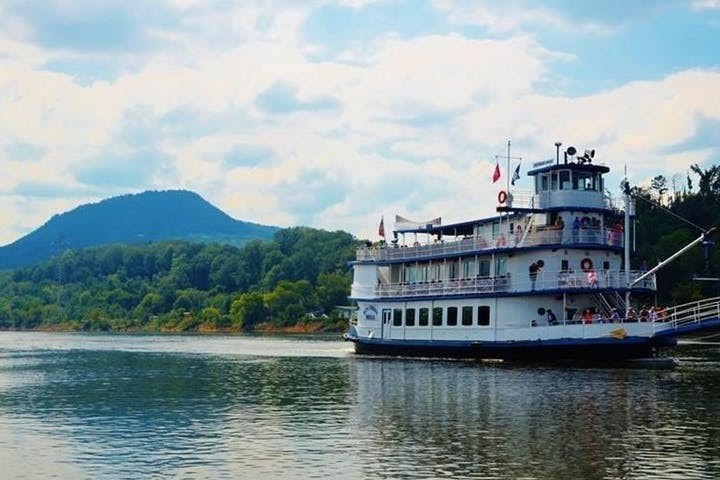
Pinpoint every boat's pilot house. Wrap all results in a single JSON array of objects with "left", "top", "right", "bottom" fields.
[
  {"left": 535, "top": 168, "right": 603, "bottom": 192},
  {"left": 529, "top": 154, "right": 609, "bottom": 210}
]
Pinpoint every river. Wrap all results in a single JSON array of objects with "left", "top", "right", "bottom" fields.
[{"left": 1, "top": 332, "right": 719, "bottom": 479}]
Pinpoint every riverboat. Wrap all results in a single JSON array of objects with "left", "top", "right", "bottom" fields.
[{"left": 344, "top": 144, "right": 720, "bottom": 360}]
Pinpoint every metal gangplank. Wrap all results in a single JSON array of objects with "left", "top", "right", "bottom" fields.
[{"left": 657, "top": 296, "right": 720, "bottom": 336}]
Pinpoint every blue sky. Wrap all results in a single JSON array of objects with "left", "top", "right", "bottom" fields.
[{"left": 0, "top": 0, "right": 719, "bottom": 244}]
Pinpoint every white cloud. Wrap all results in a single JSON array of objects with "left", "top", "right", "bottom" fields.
[{"left": 0, "top": 1, "right": 718, "bottom": 246}]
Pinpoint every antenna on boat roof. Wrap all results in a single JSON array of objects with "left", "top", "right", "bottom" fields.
[{"left": 554, "top": 142, "right": 562, "bottom": 165}]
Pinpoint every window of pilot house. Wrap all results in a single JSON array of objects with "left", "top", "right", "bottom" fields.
[
  {"left": 478, "top": 306, "right": 490, "bottom": 326},
  {"left": 541, "top": 175, "right": 549, "bottom": 191},
  {"left": 551, "top": 172, "right": 558, "bottom": 190},
  {"left": 492, "top": 222, "right": 500, "bottom": 237},
  {"left": 432, "top": 307, "right": 443, "bottom": 326},
  {"left": 393, "top": 308, "right": 403, "bottom": 326},
  {"left": 559, "top": 170, "right": 571, "bottom": 190},
  {"left": 447, "top": 307, "right": 458, "bottom": 326},
  {"left": 462, "top": 306, "right": 473, "bottom": 326},
  {"left": 419, "top": 308, "right": 429, "bottom": 326},
  {"left": 405, "top": 308, "right": 415, "bottom": 327}
]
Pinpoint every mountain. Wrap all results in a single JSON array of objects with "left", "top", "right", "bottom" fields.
[{"left": 0, "top": 190, "right": 279, "bottom": 269}]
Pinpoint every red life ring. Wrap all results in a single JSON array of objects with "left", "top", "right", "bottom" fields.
[
  {"left": 498, "top": 190, "right": 508, "bottom": 204},
  {"left": 581, "top": 258, "right": 593, "bottom": 272}
]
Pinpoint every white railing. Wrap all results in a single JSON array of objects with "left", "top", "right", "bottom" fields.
[
  {"left": 372, "top": 270, "right": 655, "bottom": 299},
  {"left": 661, "top": 296, "right": 720, "bottom": 331},
  {"left": 357, "top": 226, "right": 624, "bottom": 262},
  {"left": 499, "top": 190, "right": 622, "bottom": 212}
]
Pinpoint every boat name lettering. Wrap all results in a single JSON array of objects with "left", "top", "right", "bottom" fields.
[{"left": 532, "top": 159, "right": 554, "bottom": 168}]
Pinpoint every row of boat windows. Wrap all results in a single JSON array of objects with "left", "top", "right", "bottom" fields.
[
  {"left": 394, "top": 258, "right": 612, "bottom": 283},
  {"left": 395, "top": 259, "right": 501, "bottom": 283},
  {"left": 536, "top": 170, "right": 603, "bottom": 192},
  {"left": 391, "top": 306, "right": 491, "bottom": 327}
]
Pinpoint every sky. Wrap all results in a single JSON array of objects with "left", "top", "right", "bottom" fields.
[{"left": 1, "top": 0, "right": 719, "bottom": 245}]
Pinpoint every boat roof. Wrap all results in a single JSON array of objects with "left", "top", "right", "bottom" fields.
[
  {"left": 394, "top": 212, "right": 523, "bottom": 236},
  {"left": 527, "top": 162, "right": 610, "bottom": 176}
]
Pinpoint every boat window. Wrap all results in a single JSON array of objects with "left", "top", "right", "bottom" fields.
[
  {"left": 478, "top": 259, "right": 490, "bottom": 277},
  {"left": 495, "top": 257, "right": 507, "bottom": 275},
  {"left": 558, "top": 170, "right": 569, "bottom": 189},
  {"left": 603, "top": 261, "right": 610, "bottom": 271},
  {"left": 541, "top": 175, "right": 548, "bottom": 191},
  {"left": 492, "top": 222, "right": 500, "bottom": 237},
  {"left": 393, "top": 308, "right": 402, "bottom": 326},
  {"left": 462, "top": 306, "right": 473, "bottom": 326},
  {"left": 419, "top": 264, "right": 428, "bottom": 283},
  {"left": 405, "top": 308, "right": 415, "bottom": 327},
  {"left": 432, "top": 307, "right": 443, "bottom": 326},
  {"left": 408, "top": 265, "right": 417, "bottom": 283},
  {"left": 447, "top": 307, "right": 458, "bottom": 326},
  {"left": 462, "top": 259, "right": 475, "bottom": 278},
  {"left": 574, "top": 171, "right": 596, "bottom": 191},
  {"left": 478, "top": 306, "right": 490, "bottom": 326},
  {"left": 447, "top": 261, "right": 456, "bottom": 279},
  {"left": 551, "top": 172, "right": 558, "bottom": 190},
  {"left": 561, "top": 259, "right": 569, "bottom": 272},
  {"left": 419, "top": 308, "right": 429, "bottom": 326},
  {"left": 431, "top": 264, "right": 441, "bottom": 282}
]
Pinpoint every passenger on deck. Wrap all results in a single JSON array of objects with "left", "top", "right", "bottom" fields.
[
  {"left": 626, "top": 307, "right": 638, "bottom": 322},
  {"left": 587, "top": 269, "right": 599, "bottom": 288},
  {"left": 639, "top": 306, "right": 649, "bottom": 322},
  {"left": 582, "top": 309, "right": 593, "bottom": 324},
  {"left": 572, "top": 216, "right": 581, "bottom": 243},
  {"left": 609, "top": 308, "right": 620, "bottom": 323},
  {"left": 547, "top": 309, "right": 558, "bottom": 326}
]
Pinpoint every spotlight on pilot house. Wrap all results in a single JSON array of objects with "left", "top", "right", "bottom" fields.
[{"left": 563, "top": 146, "right": 577, "bottom": 164}]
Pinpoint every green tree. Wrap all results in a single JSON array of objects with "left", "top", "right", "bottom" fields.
[{"left": 230, "top": 292, "right": 266, "bottom": 331}]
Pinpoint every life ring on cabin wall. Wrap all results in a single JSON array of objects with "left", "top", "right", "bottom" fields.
[
  {"left": 498, "top": 190, "right": 508, "bottom": 204},
  {"left": 581, "top": 258, "right": 594, "bottom": 272}
]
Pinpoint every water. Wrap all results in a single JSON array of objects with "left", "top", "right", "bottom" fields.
[{"left": 1, "top": 333, "right": 719, "bottom": 479}]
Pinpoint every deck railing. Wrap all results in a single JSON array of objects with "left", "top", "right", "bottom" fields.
[
  {"left": 357, "top": 226, "right": 624, "bottom": 262},
  {"left": 370, "top": 269, "right": 655, "bottom": 299},
  {"left": 661, "top": 296, "right": 720, "bottom": 331}
]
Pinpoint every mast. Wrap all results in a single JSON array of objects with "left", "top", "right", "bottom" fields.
[{"left": 623, "top": 170, "right": 631, "bottom": 314}]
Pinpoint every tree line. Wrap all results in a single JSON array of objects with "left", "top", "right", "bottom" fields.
[
  {"left": 0, "top": 227, "right": 358, "bottom": 332},
  {"left": 634, "top": 164, "right": 720, "bottom": 304}
]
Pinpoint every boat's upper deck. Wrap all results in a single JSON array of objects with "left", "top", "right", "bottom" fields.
[{"left": 357, "top": 222, "right": 623, "bottom": 263}]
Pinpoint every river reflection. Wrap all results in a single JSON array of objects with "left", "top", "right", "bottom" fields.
[
  {"left": 0, "top": 333, "right": 719, "bottom": 479},
  {"left": 349, "top": 352, "right": 720, "bottom": 479}
]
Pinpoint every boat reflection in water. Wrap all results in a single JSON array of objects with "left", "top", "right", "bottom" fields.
[{"left": 347, "top": 349, "right": 720, "bottom": 480}]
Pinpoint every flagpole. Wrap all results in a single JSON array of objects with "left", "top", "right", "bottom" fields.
[{"left": 506, "top": 140, "right": 511, "bottom": 196}]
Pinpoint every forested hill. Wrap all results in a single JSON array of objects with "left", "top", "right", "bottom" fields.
[
  {"left": 0, "top": 190, "right": 278, "bottom": 269},
  {"left": 0, "top": 227, "right": 359, "bottom": 332}
]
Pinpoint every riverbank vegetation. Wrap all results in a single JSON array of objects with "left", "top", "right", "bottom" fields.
[{"left": 0, "top": 227, "right": 358, "bottom": 332}]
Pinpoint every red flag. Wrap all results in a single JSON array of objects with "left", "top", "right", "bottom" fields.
[
  {"left": 492, "top": 162, "right": 501, "bottom": 183},
  {"left": 378, "top": 216, "right": 385, "bottom": 238}
]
